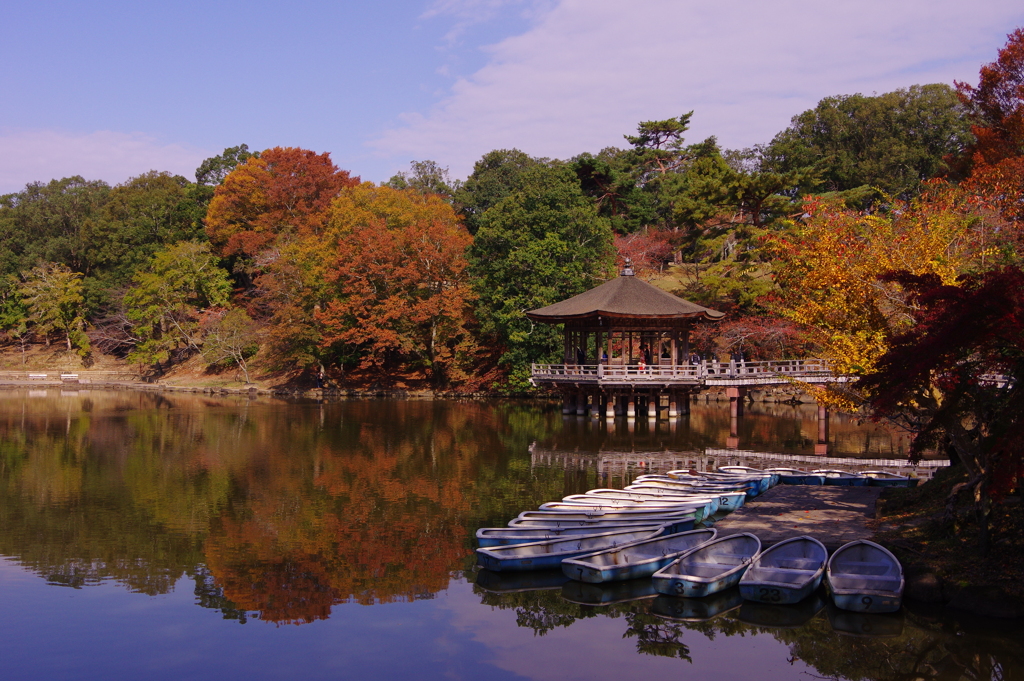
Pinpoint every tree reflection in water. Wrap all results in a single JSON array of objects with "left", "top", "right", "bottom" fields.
[
  {"left": 0, "top": 391, "right": 569, "bottom": 624},
  {"left": 473, "top": 578, "right": 1024, "bottom": 681}
]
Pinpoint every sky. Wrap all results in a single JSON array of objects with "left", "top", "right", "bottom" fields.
[{"left": 1, "top": 0, "right": 1022, "bottom": 194}]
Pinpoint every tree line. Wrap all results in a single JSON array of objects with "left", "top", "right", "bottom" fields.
[{"left": 0, "top": 32, "right": 1019, "bottom": 397}]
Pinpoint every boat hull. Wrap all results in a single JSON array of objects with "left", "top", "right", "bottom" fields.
[
  {"left": 739, "top": 535, "right": 827, "bottom": 605},
  {"left": 476, "top": 523, "right": 666, "bottom": 547},
  {"left": 476, "top": 528, "right": 662, "bottom": 571},
  {"left": 826, "top": 539, "right": 904, "bottom": 613},
  {"left": 652, "top": 532, "right": 761, "bottom": 598},
  {"left": 561, "top": 529, "right": 716, "bottom": 584}
]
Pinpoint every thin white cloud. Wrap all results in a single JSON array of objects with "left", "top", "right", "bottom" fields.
[
  {"left": 373, "top": 0, "right": 1024, "bottom": 179},
  {"left": 0, "top": 129, "right": 211, "bottom": 194}
]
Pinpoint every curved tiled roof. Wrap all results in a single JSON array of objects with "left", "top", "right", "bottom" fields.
[{"left": 526, "top": 274, "right": 724, "bottom": 322}]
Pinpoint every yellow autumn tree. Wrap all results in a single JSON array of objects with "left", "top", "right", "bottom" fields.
[{"left": 766, "top": 185, "right": 996, "bottom": 376}]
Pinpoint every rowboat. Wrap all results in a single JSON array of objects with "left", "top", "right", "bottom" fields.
[
  {"left": 650, "top": 588, "right": 744, "bottom": 622},
  {"left": 516, "top": 506, "right": 704, "bottom": 525},
  {"left": 561, "top": 528, "right": 717, "bottom": 583},
  {"left": 738, "top": 535, "right": 827, "bottom": 604},
  {"left": 548, "top": 496, "right": 718, "bottom": 518},
  {"left": 476, "top": 523, "right": 667, "bottom": 547},
  {"left": 474, "top": 568, "right": 570, "bottom": 594},
  {"left": 666, "top": 471, "right": 769, "bottom": 495},
  {"left": 825, "top": 539, "right": 904, "bottom": 613},
  {"left": 825, "top": 603, "right": 905, "bottom": 637},
  {"left": 632, "top": 475, "right": 758, "bottom": 498},
  {"left": 507, "top": 515, "right": 696, "bottom": 534},
  {"left": 812, "top": 469, "right": 870, "bottom": 486},
  {"left": 860, "top": 471, "right": 918, "bottom": 488},
  {"left": 625, "top": 485, "right": 747, "bottom": 511},
  {"left": 477, "top": 527, "right": 662, "bottom": 572},
  {"left": 737, "top": 591, "right": 827, "bottom": 628},
  {"left": 719, "top": 466, "right": 780, "bottom": 487},
  {"left": 561, "top": 578, "right": 659, "bottom": 606},
  {"left": 652, "top": 532, "right": 762, "bottom": 598},
  {"left": 765, "top": 467, "right": 826, "bottom": 485}
]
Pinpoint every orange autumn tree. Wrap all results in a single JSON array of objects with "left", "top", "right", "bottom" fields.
[
  {"left": 203, "top": 147, "right": 359, "bottom": 368},
  {"left": 766, "top": 185, "right": 993, "bottom": 378},
  {"left": 205, "top": 146, "right": 358, "bottom": 262},
  {"left": 316, "top": 184, "right": 476, "bottom": 386},
  {"left": 957, "top": 28, "right": 1024, "bottom": 226}
]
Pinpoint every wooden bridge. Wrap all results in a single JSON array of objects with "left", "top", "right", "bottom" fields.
[{"left": 531, "top": 359, "right": 851, "bottom": 419}]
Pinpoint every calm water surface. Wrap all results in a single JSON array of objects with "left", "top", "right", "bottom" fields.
[{"left": 0, "top": 390, "right": 1019, "bottom": 681}]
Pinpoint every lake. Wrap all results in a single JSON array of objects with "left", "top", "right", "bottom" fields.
[{"left": 0, "top": 390, "right": 1019, "bottom": 680}]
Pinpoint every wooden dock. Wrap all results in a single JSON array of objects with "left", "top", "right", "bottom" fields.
[{"left": 712, "top": 485, "right": 882, "bottom": 551}]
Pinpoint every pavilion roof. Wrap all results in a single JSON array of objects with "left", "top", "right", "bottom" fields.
[{"left": 526, "top": 273, "right": 724, "bottom": 323}]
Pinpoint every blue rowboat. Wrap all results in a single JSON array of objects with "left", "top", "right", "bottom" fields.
[
  {"left": 860, "top": 471, "right": 916, "bottom": 488},
  {"left": 649, "top": 588, "right": 744, "bottom": 622},
  {"left": 625, "top": 485, "right": 747, "bottom": 512},
  {"left": 813, "top": 470, "right": 870, "bottom": 486},
  {"left": 719, "top": 466, "right": 780, "bottom": 487},
  {"left": 518, "top": 505, "right": 706, "bottom": 524},
  {"left": 826, "top": 539, "right": 904, "bottom": 614},
  {"left": 632, "top": 476, "right": 758, "bottom": 498},
  {"left": 550, "top": 496, "right": 718, "bottom": 518},
  {"left": 476, "top": 527, "right": 663, "bottom": 572},
  {"left": 739, "top": 535, "right": 827, "bottom": 604},
  {"left": 652, "top": 532, "right": 761, "bottom": 598},
  {"left": 476, "top": 523, "right": 666, "bottom": 547},
  {"left": 507, "top": 515, "right": 696, "bottom": 534},
  {"left": 766, "top": 467, "right": 826, "bottom": 485},
  {"left": 561, "top": 528, "right": 717, "bottom": 583}
]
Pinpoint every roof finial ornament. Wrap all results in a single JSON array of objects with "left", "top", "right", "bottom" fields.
[{"left": 622, "top": 258, "right": 634, "bottom": 277}]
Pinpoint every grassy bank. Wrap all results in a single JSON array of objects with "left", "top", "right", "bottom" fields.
[{"left": 875, "top": 465, "right": 1024, "bottom": 612}]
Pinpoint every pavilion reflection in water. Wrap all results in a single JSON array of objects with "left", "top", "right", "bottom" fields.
[{"left": 528, "top": 444, "right": 949, "bottom": 484}]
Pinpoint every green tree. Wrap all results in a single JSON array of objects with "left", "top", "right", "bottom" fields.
[
  {"left": 124, "top": 241, "right": 232, "bottom": 367},
  {"left": 18, "top": 262, "right": 90, "bottom": 354},
  {"left": 453, "top": 149, "right": 543, "bottom": 235},
  {"left": 762, "top": 84, "right": 973, "bottom": 198},
  {"left": 195, "top": 144, "right": 259, "bottom": 187},
  {"left": 468, "top": 164, "right": 615, "bottom": 386},
  {"left": 385, "top": 160, "right": 461, "bottom": 198},
  {"left": 0, "top": 176, "right": 110, "bottom": 277},
  {"left": 201, "top": 308, "right": 261, "bottom": 383},
  {"left": 83, "top": 171, "right": 208, "bottom": 309},
  {"left": 0, "top": 274, "right": 31, "bottom": 360}
]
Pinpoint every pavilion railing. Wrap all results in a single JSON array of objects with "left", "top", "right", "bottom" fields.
[{"left": 531, "top": 359, "right": 838, "bottom": 383}]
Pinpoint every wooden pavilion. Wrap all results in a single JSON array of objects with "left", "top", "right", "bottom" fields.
[{"left": 526, "top": 261, "right": 724, "bottom": 419}]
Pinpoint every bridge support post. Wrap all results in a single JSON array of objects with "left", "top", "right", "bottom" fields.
[
  {"left": 562, "top": 393, "right": 575, "bottom": 414},
  {"left": 606, "top": 395, "right": 616, "bottom": 420},
  {"left": 627, "top": 394, "right": 636, "bottom": 419},
  {"left": 576, "top": 390, "right": 587, "bottom": 416},
  {"left": 727, "top": 387, "right": 746, "bottom": 419},
  {"left": 668, "top": 391, "right": 678, "bottom": 418},
  {"left": 680, "top": 393, "right": 690, "bottom": 415},
  {"left": 815, "top": 404, "right": 830, "bottom": 455}
]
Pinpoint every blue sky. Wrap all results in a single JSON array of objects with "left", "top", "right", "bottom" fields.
[{"left": 1, "top": 0, "right": 1022, "bottom": 193}]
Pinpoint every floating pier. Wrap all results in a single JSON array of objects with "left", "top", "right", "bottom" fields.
[{"left": 713, "top": 485, "right": 882, "bottom": 551}]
